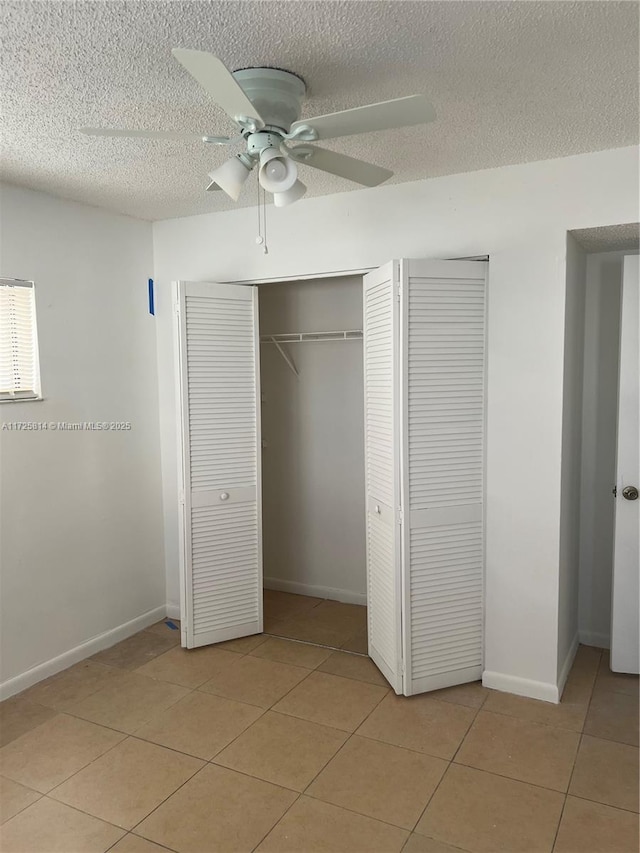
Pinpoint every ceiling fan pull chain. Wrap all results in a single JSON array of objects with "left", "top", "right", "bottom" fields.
[{"left": 262, "top": 186, "right": 269, "bottom": 255}]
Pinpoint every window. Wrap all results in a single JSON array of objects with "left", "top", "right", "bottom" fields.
[{"left": 0, "top": 278, "right": 42, "bottom": 401}]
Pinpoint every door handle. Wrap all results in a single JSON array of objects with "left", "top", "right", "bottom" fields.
[{"left": 622, "top": 486, "right": 639, "bottom": 501}]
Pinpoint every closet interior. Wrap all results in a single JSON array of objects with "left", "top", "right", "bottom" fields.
[{"left": 258, "top": 275, "right": 368, "bottom": 654}]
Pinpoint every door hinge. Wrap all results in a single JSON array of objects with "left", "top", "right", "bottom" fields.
[
  {"left": 396, "top": 508, "right": 404, "bottom": 525},
  {"left": 178, "top": 490, "right": 185, "bottom": 505},
  {"left": 612, "top": 485, "right": 617, "bottom": 497}
]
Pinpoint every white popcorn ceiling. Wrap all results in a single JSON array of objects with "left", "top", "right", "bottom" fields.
[{"left": 1, "top": 1, "right": 638, "bottom": 221}]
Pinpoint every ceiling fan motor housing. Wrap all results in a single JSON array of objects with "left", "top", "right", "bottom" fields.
[{"left": 232, "top": 68, "right": 306, "bottom": 134}]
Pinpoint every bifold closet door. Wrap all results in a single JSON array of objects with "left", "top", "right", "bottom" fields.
[
  {"left": 363, "top": 263, "right": 403, "bottom": 693},
  {"left": 402, "top": 259, "right": 487, "bottom": 695},
  {"left": 364, "top": 259, "right": 487, "bottom": 696},
  {"left": 175, "top": 281, "right": 262, "bottom": 649}
]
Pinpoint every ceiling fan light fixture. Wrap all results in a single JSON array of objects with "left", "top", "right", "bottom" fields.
[
  {"left": 258, "top": 147, "right": 297, "bottom": 193},
  {"left": 208, "top": 154, "right": 253, "bottom": 201},
  {"left": 273, "top": 179, "right": 307, "bottom": 207}
]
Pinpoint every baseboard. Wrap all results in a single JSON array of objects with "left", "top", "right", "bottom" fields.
[
  {"left": 557, "top": 633, "right": 579, "bottom": 701},
  {"left": 0, "top": 604, "right": 167, "bottom": 701},
  {"left": 578, "top": 630, "right": 610, "bottom": 649},
  {"left": 482, "top": 670, "right": 559, "bottom": 703},
  {"left": 263, "top": 577, "right": 367, "bottom": 606},
  {"left": 165, "top": 604, "right": 181, "bottom": 620}
]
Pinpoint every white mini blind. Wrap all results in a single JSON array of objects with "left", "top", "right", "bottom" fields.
[{"left": 0, "top": 279, "right": 41, "bottom": 401}]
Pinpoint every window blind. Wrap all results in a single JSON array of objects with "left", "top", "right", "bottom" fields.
[{"left": 0, "top": 279, "right": 41, "bottom": 401}]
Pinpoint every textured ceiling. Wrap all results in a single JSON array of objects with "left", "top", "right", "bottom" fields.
[
  {"left": 572, "top": 223, "right": 640, "bottom": 253},
  {"left": 1, "top": 1, "right": 638, "bottom": 221}
]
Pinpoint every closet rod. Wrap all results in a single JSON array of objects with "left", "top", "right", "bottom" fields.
[{"left": 260, "top": 330, "right": 363, "bottom": 344}]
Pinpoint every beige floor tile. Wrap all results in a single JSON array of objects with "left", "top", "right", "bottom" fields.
[
  {"left": 357, "top": 692, "right": 475, "bottom": 759},
  {"left": 135, "top": 690, "right": 263, "bottom": 759},
  {"left": 136, "top": 763, "right": 296, "bottom": 853},
  {"left": 306, "top": 600, "right": 368, "bottom": 633},
  {"left": 0, "top": 777, "right": 41, "bottom": 824},
  {"left": 0, "top": 797, "right": 125, "bottom": 853},
  {"left": 416, "top": 764, "right": 564, "bottom": 853},
  {"left": 199, "top": 653, "right": 309, "bottom": 708},
  {"left": 267, "top": 617, "right": 353, "bottom": 648},
  {"left": 135, "top": 645, "right": 239, "bottom": 688},
  {"left": 51, "top": 737, "right": 202, "bottom": 829},
  {"left": 569, "top": 734, "right": 639, "bottom": 812},
  {"left": 92, "top": 632, "right": 177, "bottom": 670},
  {"left": 274, "top": 671, "right": 388, "bottom": 732},
  {"left": 318, "top": 651, "right": 388, "bottom": 686},
  {"left": 455, "top": 710, "right": 580, "bottom": 791},
  {"left": 594, "top": 653, "right": 640, "bottom": 697},
  {"left": 250, "top": 636, "right": 333, "bottom": 669},
  {"left": 482, "top": 684, "right": 588, "bottom": 732},
  {"left": 554, "top": 795, "right": 640, "bottom": 853},
  {"left": 214, "top": 710, "right": 347, "bottom": 791},
  {"left": 403, "top": 834, "right": 470, "bottom": 853},
  {"left": 422, "top": 681, "right": 488, "bottom": 710},
  {"left": 20, "top": 661, "right": 124, "bottom": 712},
  {"left": 144, "top": 619, "right": 181, "bottom": 643},
  {"left": 584, "top": 689, "right": 639, "bottom": 746},
  {"left": 308, "top": 734, "right": 447, "bottom": 829},
  {"left": 214, "top": 633, "right": 268, "bottom": 653},
  {"left": 572, "top": 645, "right": 603, "bottom": 677},
  {"left": 263, "top": 590, "right": 324, "bottom": 621},
  {"left": 67, "top": 671, "right": 189, "bottom": 733},
  {"left": 109, "top": 833, "right": 176, "bottom": 852},
  {"left": 0, "top": 696, "right": 57, "bottom": 747},
  {"left": 341, "top": 631, "right": 369, "bottom": 654},
  {"left": 256, "top": 795, "right": 409, "bottom": 852},
  {"left": 0, "top": 713, "right": 124, "bottom": 793}
]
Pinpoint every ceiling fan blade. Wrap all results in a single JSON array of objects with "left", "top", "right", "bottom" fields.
[
  {"left": 290, "top": 95, "right": 435, "bottom": 141},
  {"left": 172, "top": 49, "right": 264, "bottom": 129},
  {"left": 79, "top": 128, "right": 231, "bottom": 144},
  {"left": 288, "top": 145, "right": 392, "bottom": 187}
]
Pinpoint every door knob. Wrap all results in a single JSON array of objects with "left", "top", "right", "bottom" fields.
[{"left": 622, "top": 486, "right": 639, "bottom": 501}]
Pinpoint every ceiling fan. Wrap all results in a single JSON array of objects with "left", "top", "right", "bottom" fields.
[{"left": 81, "top": 49, "right": 436, "bottom": 207}]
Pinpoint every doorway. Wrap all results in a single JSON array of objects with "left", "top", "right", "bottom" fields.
[{"left": 258, "top": 275, "right": 368, "bottom": 654}]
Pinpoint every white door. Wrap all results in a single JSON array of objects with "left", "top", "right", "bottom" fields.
[
  {"left": 401, "top": 259, "right": 486, "bottom": 695},
  {"left": 363, "top": 262, "right": 403, "bottom": 692},
  {"left": 363, "top": 259, "right": 487, "bottom": 695},
  {"left": 611, "top": 255, "right": 639, "bottom": 674},
  {"left": 175, "top": 281, "right": 262, "bottom": 649}
]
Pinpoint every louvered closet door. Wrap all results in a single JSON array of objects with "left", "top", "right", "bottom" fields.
[
  {"left": 363, "top": 263, "right": 403, "bottom": 693},
  {"left": 175, "top": 281, "right": 262, "bottom": 649},
  {"left": 401, "top": 259, "right": 487, "bottom": 695}
]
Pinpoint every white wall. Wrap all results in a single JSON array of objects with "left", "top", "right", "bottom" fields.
[
  {"left": 0, "top": 184, "right": 165, "bottom": 695},
  {"left": 557, "top": 234, "right": 587, "bottom": 684},
  {"left": 578, "top": 250, "right": 635, "bottom": 648},
  {"left": 259, "top": 277, "right": 366, "bottom": 603},
  {"left": 153, "top": 145, "right": 639, "bottom": 700}
]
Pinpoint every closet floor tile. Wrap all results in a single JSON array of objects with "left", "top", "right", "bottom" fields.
[
  {"left": 19, "top": 661, "right": 124, "bottom": 712},
  {"left": 144, "top": 619, "right": 182, "bottom": 644},
  {"left": 213, "top": 710, "right": 347, "bottom": 791},
  {"left": 594, "top": 653, "right": 640, "bottom": 697},
  {"left": 134, "top": 645, "right": 239, "bottom": 688},
  {"left": 0, "top": 778, "right": 41, "bottom": 824},
  {"left": 584, "top": 689, "right": 639, "bottom": 746},
  {"left": 212, "top": 633, "right": 268, "bottom": 653},
  {"left": 317, "top": 651, "right": 388, "bottom": 686},
  {"left": 108, "top": 834, "right": 174, "bottom": 853},
  {"left": 135, "top": 764, "right": 296, "bottom": 853}
]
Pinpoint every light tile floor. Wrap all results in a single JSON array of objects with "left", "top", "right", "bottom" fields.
[{"left": 0, "top": 591, "right": 637, "bottom": 853}]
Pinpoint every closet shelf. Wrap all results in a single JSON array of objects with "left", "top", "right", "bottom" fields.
[{"left": 260, "top": 330, "right": 363, "bottom": 343}]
